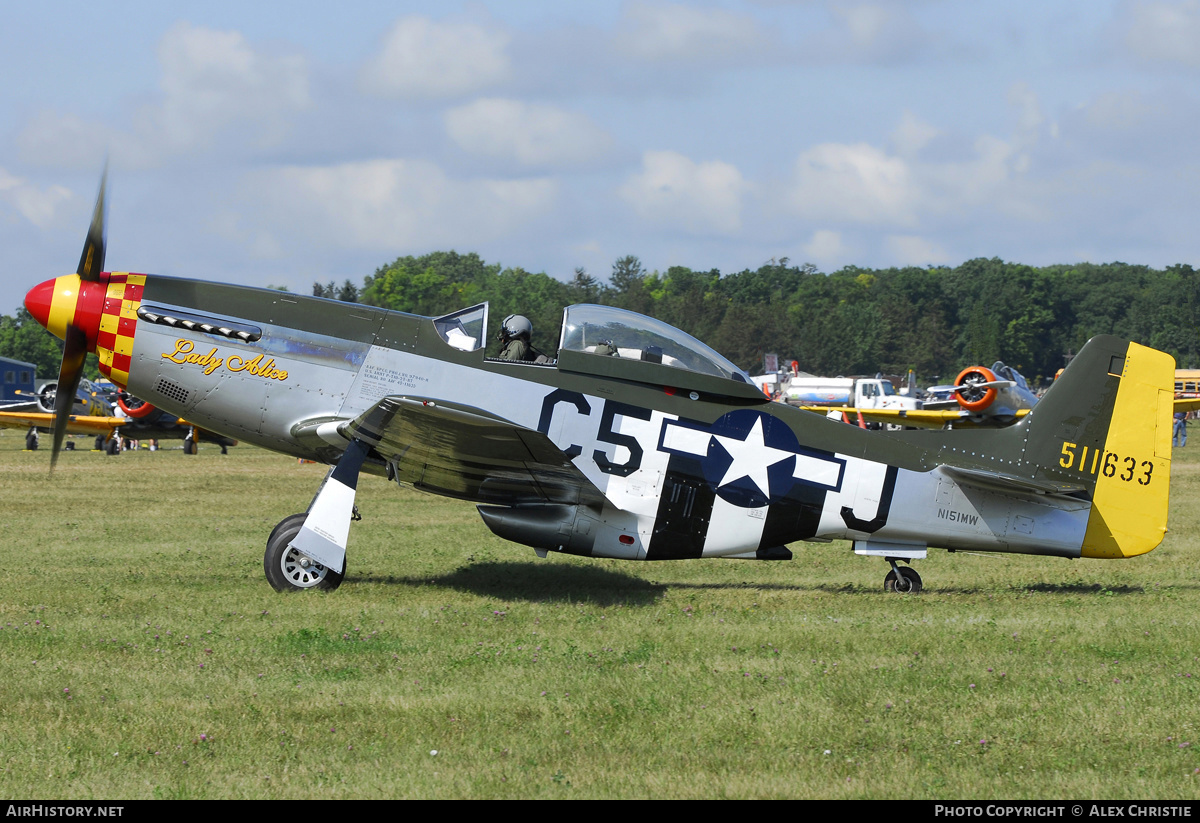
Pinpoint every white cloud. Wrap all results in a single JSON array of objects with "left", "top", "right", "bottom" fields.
[
  {"left": 18, "top": 23, "right": 310, "bottom": 168},
  {"left": 16, "top": 112, "right": 115, "bottom": 170},
  {"left": 1124, "top": 0, "right": 1200, "bottom": 68},
  {"left": 154, "top": 22, "right": 310, "bottom": 150},
  {"left": 0, "top": 168, "right": 73, "bottom": 229},
  {"left": 444, "top": 99, "right": 614, "bottom": 168},
  {"left": 885, "top": 234, "right": 951, "bottom": 266},
  {"left": 1007, "top": 82, "right": 1045, "bottom": 150},
  {"left": 618, "top": 2, "right": 770, "bottom": 62},
  {"left": 789, "top": 90, "right": 1057, "bottom": 233},
  {"left": 891, "top": 110, "right": 939, "bottom": 157},
  {"left": 810, "top": 2, "right": 937, "bottom": 64},
  {"left": 361, "top": 16, "right": 511, "bottom": 99},
  {"left": 803, "top": 229, "right": 846, "bottom": 266},
  {"left": 790, "top": 143, "right": 918, "bottom": 226},
  {"left": 239, "top": 159, "right": 557, "bottom": 253},
  {"left": 1080, "top": 89, "right": 1164, "bottom": 131},
  {"left": 619, "top": 150, "right": 748, "bottom": 235}
]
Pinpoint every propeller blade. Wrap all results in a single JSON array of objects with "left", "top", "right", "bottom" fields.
[
  {"left": 952, "top": 380, "right": 1014, "bottom": 393},
  {"left": 50, "top": 166, "right": 109, "bottom": 469},
  {"left": 50, "top": 324, "right": 88, "bottom": 471},
  {"left": 76, "top": 166, "right": 107, "bottom": 282}
]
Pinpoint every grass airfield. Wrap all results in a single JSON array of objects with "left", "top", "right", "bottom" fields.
[{"left": 1, "top": 431, "right": 1198, "bottom": 800}]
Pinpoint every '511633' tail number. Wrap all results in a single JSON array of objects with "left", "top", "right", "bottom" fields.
[{"left": 1059, "top": 442, "right": 1153, "bottom": 485}]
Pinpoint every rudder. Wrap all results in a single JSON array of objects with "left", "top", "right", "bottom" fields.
[
  {"left": 1010, "top": 335, "right": 1173, "bottom": 558},
  {"left": 1080, "top": 341, "right": 1174, "bottom": 558}
]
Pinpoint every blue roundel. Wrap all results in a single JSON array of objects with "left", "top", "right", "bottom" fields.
[{"left": 699, "top": 409, "right": 803, "bottom": 508}]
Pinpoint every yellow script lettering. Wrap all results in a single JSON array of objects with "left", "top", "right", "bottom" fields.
[
  {"left": 165, "top": 340, "right": 287, "bottom": 382},
  {"left": 163, "top": 339, "right": 225, "bottom": 375}
]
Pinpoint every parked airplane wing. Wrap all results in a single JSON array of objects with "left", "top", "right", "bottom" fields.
[
  {"left": 341, "top": 395, "right": 610, "bottom": 508},
  {"left": 806, "top": 405, "right": 1031, "bottom": 429},
  {"left": 0, "top": 411, "right": 120, "bottom": 435}
]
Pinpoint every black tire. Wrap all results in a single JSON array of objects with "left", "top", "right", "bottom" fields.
[
  {"left": 65, "top": 441, "right": 75, "bottom": 451},
  {"left": 264, "top": 513, "right": 345, "bottom": 592},
  {"left": 94, "top": 435, "right": 105, "bottom": 451},
  {"left": 265, "top": 512, "right": 306, "bottom": 548},
  {"left": 183, "top": 438, "right": 197, "bottom": 455},
  {"left": 25, "top": 431, "right": 37, "bottom": 450},
  {"left": 105, "top": 438, "right": 120, "bottom": 456},
  {"left": 884, "top": 566, "right": 923, "bottom": 594}
]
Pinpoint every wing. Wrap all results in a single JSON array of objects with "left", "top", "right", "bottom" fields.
[
  {"left": 1175, "top": 397, "right": 1200, "bottom": 413},
  {"left": 800, "top": 405, "right": 1030, "bottom": 429},
  {"left": 0, "top": 411, "right": 121, "bottom": 435},
  {"left": 342, "top": 396, "right": 608, "bottom": 508},
  {"left": 0, "top": 399, "right": 41, "bottom": 414}
]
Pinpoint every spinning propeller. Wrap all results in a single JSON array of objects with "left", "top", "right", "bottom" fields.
[{"left": 24, "top": 168, "right": 108, "bottom": 470}]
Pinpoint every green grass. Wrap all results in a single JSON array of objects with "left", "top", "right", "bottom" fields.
[{"left": 1, "top": 432, "right": 1199, "bottom": 798}]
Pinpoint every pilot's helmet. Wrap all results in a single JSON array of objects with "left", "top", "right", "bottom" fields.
[{"left": 501, "top": 314, "right": 532, "bottom": 340}]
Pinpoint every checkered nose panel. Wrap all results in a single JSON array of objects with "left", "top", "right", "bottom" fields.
[{"left": 94, "top": 273, "right": 145, "bottom": 390}]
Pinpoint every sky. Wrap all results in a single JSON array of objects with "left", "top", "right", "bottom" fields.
[{"left": 2, "top": 0, "right": 1200, "bottom": 304}]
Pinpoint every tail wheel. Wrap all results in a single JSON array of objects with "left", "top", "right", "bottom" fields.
[
  {"left": 884, "top": 566, "right": 922, "bottom": 594},
  {"left": 264, "top": 513, "right": 345, "bottom": 592}
]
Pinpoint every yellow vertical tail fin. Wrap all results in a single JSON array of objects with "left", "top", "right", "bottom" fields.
[{"left": 1081, "top": 342, "right": 1174, "bottom": 558}]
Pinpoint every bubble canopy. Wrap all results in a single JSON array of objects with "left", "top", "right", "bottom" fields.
[{"left": 558, "top": 304, "right": 752, "bottom": 384}]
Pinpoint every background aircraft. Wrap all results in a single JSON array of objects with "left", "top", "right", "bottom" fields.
[
  {"left": 796, "top": 360, "right": 1038, "bottom": 430},
  {"left": 0, "top": 378, "right": 236, "bottom": 454},
  {"left": 0, "top": 377, "right": 110, "bottom": 416},
  {"left": 922, "top": 361, "right": 1039, "bottom": 422},
  {"left": 841, "top": 360, "right": 1200, "bottom": 429},
  {"left": 20, "top": 173, "right": 1179, "bottom": 594}
]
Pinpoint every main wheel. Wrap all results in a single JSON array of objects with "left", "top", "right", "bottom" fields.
[
  {"left": 105, "top": 438, "right": 120, "bottom": 455},
  {"left": 183, "top": 438, "right": 197, "bottom": 455},
  {"left": 264, "top": 513, "right": 345, "bottom": 592},
  {"left": 884, "top": 566, "right": 923, "bottom": 594},
  {"left": 25, "top": 431, "right": 38, "bottom": 450}
]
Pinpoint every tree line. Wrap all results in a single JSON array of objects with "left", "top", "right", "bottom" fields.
[
  {"left": 354, "top": 252, "right": 1200, "bottom": 386},
  {"left": 4, "top": 254, "right": 1197, "bottom": 388}
]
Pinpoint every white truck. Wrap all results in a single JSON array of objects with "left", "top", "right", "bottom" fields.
[{"left": 781, "top": 374, "right": 922, "bottom": 414}]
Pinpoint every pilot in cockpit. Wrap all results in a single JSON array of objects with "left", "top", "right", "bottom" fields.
[{"left": 498, "top": 314, "right": 535, "bottom": 361}]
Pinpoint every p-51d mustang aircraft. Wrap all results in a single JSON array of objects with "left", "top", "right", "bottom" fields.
[{"left": 23, "top": 174, "right": 1176, "bottom": 593}]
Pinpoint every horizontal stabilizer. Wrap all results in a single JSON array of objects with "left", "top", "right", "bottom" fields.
[{"left": 940, "top": 465, "right": 1085, "bottom": 497}]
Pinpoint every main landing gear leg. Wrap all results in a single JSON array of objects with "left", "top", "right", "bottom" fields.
[
  {"left": 884, "top": 558, "right": 922, "bottom": 594},
  {"left": 264, "top": 439, "right": 370, "bottom": 592}
]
